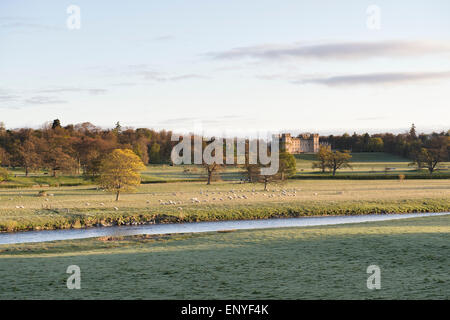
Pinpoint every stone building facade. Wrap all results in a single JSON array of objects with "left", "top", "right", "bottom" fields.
[{"left": 279, "top": 133, "right": 320, "bottom": 153}]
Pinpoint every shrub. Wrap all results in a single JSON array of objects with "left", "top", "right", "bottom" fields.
[{"left": 0, "top": 167, "right": 8, "bottom": 182}]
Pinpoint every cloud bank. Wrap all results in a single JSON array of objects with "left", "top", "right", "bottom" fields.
[
  {"left": 209, "top": 40, "right": 450, "bottom": 60},
  {"left": 299, "top": 71, "right": 450, "bottom": 86}
]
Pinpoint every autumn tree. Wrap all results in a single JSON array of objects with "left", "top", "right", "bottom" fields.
[
  {"left": 149, "top": 143, "right": 161, "bottom": 164},
  {"left": 278, "top": 151, "right": 297, "bottom": 180},
  {"left": 244, "top": 163, "right": 260, "bottom": 182},
  {"left": 312, "top": 145, "right": 331, "bottom": 173},
  {"left": 0, "top": 147, "right": 10, "bottom": 167},
  {"left": 51, "top": 119, "right": 61, "bottom": 129},
  {"left": 98, "top": 149, "right": 146, "bottom": 201},
  {"left": 44, "top": 147, "right": 78, "bottom": 177},
  {"left": 202, "top": 138, "right": 224, "bottom": 185},
  {"left": 327, "top": 150, "right": 352, "bottom": 176},
  {"left": 17, "top": 139, "right": 43, "bottom": 176},
  {"left": 203, "top": 162, "right": 223, "bottom": 185},
  {"left": 367, "top": 137, "right": 384, "bottom": 152},
  {"left": 246, "top": 151, "right": 296, "bottom": 190},
  {"left": 415, "top": 136, "right": 449, "bottom": 174},
  {"left": 0, "top": 157, "right": 8, "bottom": 182}
]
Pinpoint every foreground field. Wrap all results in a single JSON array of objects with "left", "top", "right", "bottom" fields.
[
  {"left": 0, "top": 215, "right": 448, "bottom": 299},
  {"left": 0, "top": 179, "right": 449, "bottom": 232}
]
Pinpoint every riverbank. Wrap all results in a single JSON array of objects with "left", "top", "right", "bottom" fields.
[
  {"left": 1, "top": 214, "right": 448, "bottom": 299},
  {"left": 1, "top": 198, "right": 450, "bottom": 233},
  {"left": 1, "top": 180, "right": 449, "bottom": 232}
]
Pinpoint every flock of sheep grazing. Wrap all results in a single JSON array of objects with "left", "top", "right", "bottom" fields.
[
  {"left": 157, "top": 188, "right": 301, "bottom": 206},
  {"left": 9, "top": 187, "right": 317, "bottom": 210}
]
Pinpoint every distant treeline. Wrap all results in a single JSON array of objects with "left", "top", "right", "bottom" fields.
[
  {"left": 321, "top": 124, "right": 450, "bottom": 159},
  {"left": 0, "top": 120, "right": 176, "bottom": 176},
  {"left": 0, "top": 121, "right": 448, "bottom": 177}
]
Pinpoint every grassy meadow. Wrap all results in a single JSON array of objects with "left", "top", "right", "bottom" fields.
[
  {"left": 2, "top": 153, "right": 449, "bottom": 189},
  {"left": 0, "top": 214, "right": 448, "bottom": 299},
  {"left": 0, "top": 179, "right": 449, "bottom": 232},
  {"left": 0, "top": 152, "right": 448, "bottom": 300}
]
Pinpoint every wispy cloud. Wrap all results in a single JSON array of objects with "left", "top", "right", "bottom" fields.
[
  {"left": 0, "top": 95, "right": 19, "bottom": 102},
  {"left": 166, "top": 74, "right": 209, "bottom": 81},
  {"left": 124, "top": 65, "right": 208, "bottom": 82},
  {"left": 25, "top": 96, "right": 67, "bottom": 105},
  {"left": 0, "top": 17, "right": 63, "bottom": 32},
  {"left": 209, "top": 40, "right": 450, "bottom": 61},
  {"left": 355, "top": 116, "right": 387, "bottom": 121},
  {"left": 298, "top": 71, "right": 450, "bottom": 86},
  {"left": 37, "top": 87, "right": 108, "bottom": 95},
  {"left": 152, "top": 35, "right": 175, "bottom": 41}
]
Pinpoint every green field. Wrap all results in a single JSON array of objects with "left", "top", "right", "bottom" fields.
[
  {"left": 1, "top": 179, "right": 449, "bottom": 232},
  {"left": 0, "top": 215, "right": 448, "bottom": 299},
  {"left": 295, "top": 152, "right": 450, "bottom": 177},
  {"left": 2, "top": 153, "right": 449, "bottom": 188}
]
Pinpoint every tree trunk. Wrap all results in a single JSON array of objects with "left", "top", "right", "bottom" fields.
[
  {"left": 116, "top": 190, "right": 120, "bottom": 201},
  {"left": 207, "top": 171, "right": 211, "bottom": 185},
  {"left": 25, "top": 167, "right": 29, "bottom": 177},
  {"left": 332, "top": 167, "right": 337, "bottom": 176},
  {"left": 264, "top": 178, "right": 268, "bottom": 191}
]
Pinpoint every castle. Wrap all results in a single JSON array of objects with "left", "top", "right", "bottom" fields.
[{"left": 279, "top": 133, "right": 320, "bottom": 153}]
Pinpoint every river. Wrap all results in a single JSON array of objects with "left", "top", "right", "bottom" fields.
[{"left": 0, "top": 212, "right": 448, "bottom": 245}]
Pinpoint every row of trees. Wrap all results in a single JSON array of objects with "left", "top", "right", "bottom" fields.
[
  {"left": 0, "top": 120, "right": 175, "bottom": 177},
  {"left": 312, "top": 146, "right": 352, "bottom": 176},
  {"left": 314, "top": 134, "right": 448, "bottom": 175},
  {"left": 321, "top": 124, "right": 449, "bottom": 160}
]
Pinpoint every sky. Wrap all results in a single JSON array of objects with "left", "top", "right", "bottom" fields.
[{"left": 1, "top": 0, "right": 450, "bottom": 136}]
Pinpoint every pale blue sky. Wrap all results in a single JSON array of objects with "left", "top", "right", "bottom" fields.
[{"left": 1, "top": 0, "right": 450, "bottom": 135}]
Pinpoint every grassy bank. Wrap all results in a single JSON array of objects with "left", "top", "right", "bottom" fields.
[
  {"left": 1, "top": 180, "right": 449, "bottom": 232},
  {"left": 1, "top": 214, "right": 448, "bottom": 299}
]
